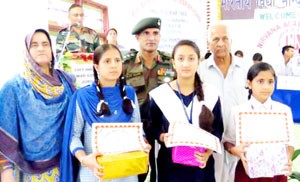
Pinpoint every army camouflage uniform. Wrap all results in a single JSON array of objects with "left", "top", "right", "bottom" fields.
[
  {"left": 123, "top": 50, "right": 175, "bottom": 117},
  {"left": 56, "top": 26, "right": 100, "bottom": 56},
  {"left": 123, "top": 49, "right": 175, "bottom": 182}
]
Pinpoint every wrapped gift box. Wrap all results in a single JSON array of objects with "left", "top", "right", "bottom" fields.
[
  {"left": 172, "top": 146, "right": 206, "bottom": 167},
  {"left": 96, "top": 150, "right": 148, "bottom": 180},
  {"left": 243, "top": 144, "right": 288, "bottom": 178}
]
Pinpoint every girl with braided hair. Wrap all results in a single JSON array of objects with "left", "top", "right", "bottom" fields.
[
  {"left": 60, "top": 44, "right": 146, "bottom": 182},
  {"left": 149, "top": 40, "right": 223, "bottom": 182}
]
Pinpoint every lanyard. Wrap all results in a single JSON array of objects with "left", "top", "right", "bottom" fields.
[{"left": 176, "top": 80, "right": 194, "bottom": 124}]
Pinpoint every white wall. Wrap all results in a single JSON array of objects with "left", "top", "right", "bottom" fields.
[
  {"left": 0, "top": 0, "right": 48, "bottom": 87},
  {"left": 99, "top": 0, "right": 208, "bottom": 53}
]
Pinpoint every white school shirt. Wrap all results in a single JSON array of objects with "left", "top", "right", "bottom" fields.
[{"left": 223, "top": 96, "right": 295, "bottom": 147}]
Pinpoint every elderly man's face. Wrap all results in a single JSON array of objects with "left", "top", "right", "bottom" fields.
[{"left": 208, "top": 25, "right": 232, "bottom": 59}]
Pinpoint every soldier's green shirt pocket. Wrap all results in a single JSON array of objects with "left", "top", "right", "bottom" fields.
[{"left": 125, "top": 72, "right": 145, "bottom": 87}]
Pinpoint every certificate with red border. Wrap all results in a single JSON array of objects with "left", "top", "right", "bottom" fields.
[
  {"left": 165, "top": 122, "right": 222, "bottom": 154},
  {"left": 92, "top": 123, "right": 148, "bottom": 155},
  {"left": 236, "top": 111, "right": 290, "bottom": 146}
]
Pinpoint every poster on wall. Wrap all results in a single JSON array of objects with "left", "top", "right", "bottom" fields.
[
  {"left": 221, "top": 0, "right": 300, "bottom": 20},
  {"left": 254, "top": 8, "right": 300, "bottom": 64},
  {"left": 220, "top": 1, "right": 300, "bottom": 123},
  {"left": 109, "top": 0, "right": 208, "bottom": 53},
  {"left": 253, "top": 8, "right": 300, "bottom": 123}
]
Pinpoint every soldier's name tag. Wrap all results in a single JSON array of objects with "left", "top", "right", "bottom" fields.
[
  {"left": 126, "top": 72, "right": 145, "bottom": 87},
  {"left": 126, "top": 72, "right": 143, "bottom": 79}
]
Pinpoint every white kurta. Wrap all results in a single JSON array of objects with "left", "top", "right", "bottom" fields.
[{"left": 197, "top": 55, "right": 250, "bottom": 182}]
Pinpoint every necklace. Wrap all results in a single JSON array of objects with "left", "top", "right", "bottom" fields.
[{"left": 176, "top": 80, "right": 194, "bottom": 124}]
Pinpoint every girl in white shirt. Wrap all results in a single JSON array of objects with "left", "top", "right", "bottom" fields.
[{"left": 223, "top": 62, "right": 294, "bottom": 182}]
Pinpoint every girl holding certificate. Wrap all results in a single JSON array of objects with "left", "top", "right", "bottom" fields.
[
  {"left": 223, "top": 62, "right": 295, "bottom": 182},
  {"left": 149, "top": 40, "right": 223, "bottom": 182},
  {"left": 60, "top": 44, "right": 144, "bottom": 182}
]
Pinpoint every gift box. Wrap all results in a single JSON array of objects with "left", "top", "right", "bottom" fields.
[
  {"left": 172, "top": 146, "right": 206, "bottom": 167},
  {"left": 243, "top": 144, "right": 288, "bottom": 178},
  {"left": 96, "top": 150, "right": 148, "bottom": 180}
]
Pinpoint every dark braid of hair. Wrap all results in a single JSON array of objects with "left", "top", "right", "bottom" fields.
[
  {"left": 194, "top": 72, "right": 204, "bottom": 101},
  {"left": 93, "top": 67, "right": 111, "bottom": 116},
  {"left": 195, "top": 72, "right": 214, "bottom": 132},
  {"left": 248, "top": 89, "right": 252, "bottom": 100},
  {"left": 119, "top": 75, "right": 134, "bottom": 114}
]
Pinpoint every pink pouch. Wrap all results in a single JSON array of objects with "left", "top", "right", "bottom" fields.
[{"left": 172, "top": 146, "right": 206, "bottom": 167}]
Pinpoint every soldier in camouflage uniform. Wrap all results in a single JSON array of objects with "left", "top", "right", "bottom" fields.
[
  {"left": 56, "top": 3, "right": 100, "bottom": 59},
  {"left": 123, "top": 17, "right": 176, "bottom": 182}
]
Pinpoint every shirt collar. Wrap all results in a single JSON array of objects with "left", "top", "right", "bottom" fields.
[
  {"left": 135, "top": 51, "right": 162, "bottom": 64},
  {"left": 249, "top": 96, "right": 273, "bottom": 110},
  {"left": 206, "top": 53, "right": 242, "bottom": 69}
]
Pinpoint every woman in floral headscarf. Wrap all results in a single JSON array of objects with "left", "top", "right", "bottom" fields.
[{"left": 0, "top": 29, "right": 76, "bottom": 181}]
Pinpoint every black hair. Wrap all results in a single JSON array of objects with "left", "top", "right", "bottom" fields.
[
  {"left": 234, "top": 50, "right": 244, "bottom": 57},
  {"left": 93, "top": 44, "right": 134, "bottom": 116},
  {"left": 252, "top": 52, "right": 263, "bottom": 62},
  {"left": 204, "top": 52, "right": 212, "bottom": 59},
  {"left": 246, "top": 62, "right": 276, "bottom": 99},
  {"left": 68, "top": 3, "right": 82, "bottom": 12},
  {"left": 172, "top": 40, "right": 214, "bottom": 132},
  {"left": 281, "top": 45, "right": 294, "bottom": 55}
]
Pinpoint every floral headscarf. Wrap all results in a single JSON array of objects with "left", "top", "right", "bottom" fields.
[{"left": 23, "top": 29, "right": 64, "bottom": 98}]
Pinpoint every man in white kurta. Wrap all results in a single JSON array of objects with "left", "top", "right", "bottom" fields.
[{"left": 197, "top": 22, "right": 250, "bottom": 182}]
